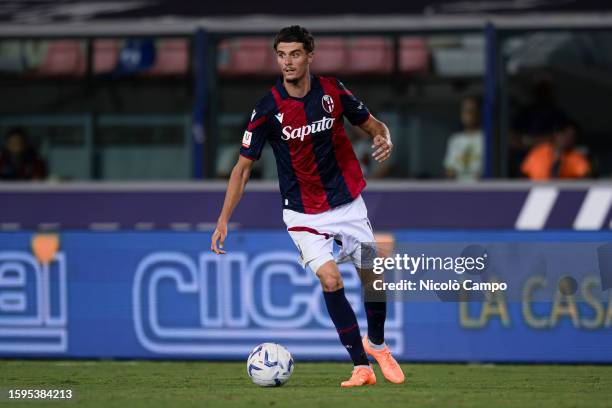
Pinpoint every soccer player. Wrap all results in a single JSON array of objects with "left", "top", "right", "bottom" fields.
[{"left": 211, "top": 25, "right": 405, "bottom": 388}]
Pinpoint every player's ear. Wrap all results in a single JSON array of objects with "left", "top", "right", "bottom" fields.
[{"left": 307, "top": 51, "right": 314, "bottom": 64}]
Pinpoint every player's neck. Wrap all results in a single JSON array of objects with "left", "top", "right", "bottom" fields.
[{"left": 283, "top": 73, "right": 311, "bottom": 98}]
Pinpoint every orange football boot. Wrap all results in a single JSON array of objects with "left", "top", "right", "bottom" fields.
[
  {"left": 362, "top": 336, "right": 405, "bottom": 384},
  {"left": 340, "top": 365, "right": 377, "bottom": 388}
]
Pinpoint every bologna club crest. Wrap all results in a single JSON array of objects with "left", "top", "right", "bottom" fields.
[{"left": 321, "top": 95, "right": 334, "bottom": 114}]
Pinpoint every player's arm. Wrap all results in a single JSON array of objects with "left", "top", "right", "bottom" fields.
[
  {"left": 211, "top": 156, "right": 255, "bottom": 254},
  {"left": 358, "top": 115, "right": 393, "bottom": 163},
  {"left": 212, "top": 95, "right": 270, "bottom": 253},
  {"left": 335, "top": 78, "right": 392, "bottom": 163}
]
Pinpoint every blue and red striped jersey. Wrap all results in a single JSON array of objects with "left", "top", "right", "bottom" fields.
[{"left": 240, "top": 75, "right": 370, "bottom": 214}]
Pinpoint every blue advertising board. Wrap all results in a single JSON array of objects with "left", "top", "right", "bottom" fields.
[{"left": 0, "top": 230, "right": 611, "bottom": 362}]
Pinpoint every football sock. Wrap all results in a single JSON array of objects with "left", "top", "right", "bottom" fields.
[
  {"left": 323, "top": 288, "right": 369, "bottom": 366},
  {"left": 368, "top": 339, "right": 386, "bottom": 350},
  {"left": 364, "top": 301, "right": 386, "bottom": 345}
]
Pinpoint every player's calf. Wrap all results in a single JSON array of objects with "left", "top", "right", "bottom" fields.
[{"left": 315, "top": 260, "right": 370, "bottom": 369}]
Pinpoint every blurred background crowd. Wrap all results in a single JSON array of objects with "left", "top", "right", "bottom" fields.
[{"left": 1, "top": 1, "right": 611, "bottom": 183}]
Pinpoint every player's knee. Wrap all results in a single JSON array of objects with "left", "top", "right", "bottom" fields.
[
  {"left": 315, "top": 261, "right": 343, "bottom": 292},
  {"left": 319, "top": 274, "right": 343, "bottom": 292}
]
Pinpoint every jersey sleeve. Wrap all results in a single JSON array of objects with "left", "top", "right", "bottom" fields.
[
  {"left": 240, "top": 102, "right": 270, "bottom": 161},
  {"left": 336, "top": 79, "right": 371, "bottom": 126}
]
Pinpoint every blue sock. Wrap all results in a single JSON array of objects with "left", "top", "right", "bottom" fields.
[
  {"left": 364, "top": 301, "right": 386, "bottom": 345},
  {"left": 323, "top": 288, "right": 369, "bottom": 366}
]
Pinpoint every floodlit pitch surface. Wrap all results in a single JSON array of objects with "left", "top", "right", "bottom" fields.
[{"left": 1, "top": 360, "right": 611, "bottom": 407}]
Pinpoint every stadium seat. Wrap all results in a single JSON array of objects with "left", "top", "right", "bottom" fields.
[
  {"left": 0, "top": 41, "right": 25, "bottom": 73},
  {"left": 311, "top": 37, "right": 348, "bottom": 74},
  {"left": 93, "top": 39, "right": 120, "bottom": 74},
  {"left": 147, "top": 39, "right": 189, "bottom": 76},
  {"left": 347, "top": 37, "right": 393, "bottom": 75},
  {"left": 400, "top": 37, "right": 429, "bottom": 74},
  {"left": 219, "top": 37, "right": 276, "bottom": 76},
  {"left": 432, "top": 34, "right": 484, "bottom": 77},
  {"left": 217, "top": 39, "right": 232, "bottom": 74},
  {"left": 37, "top": 40, "right": 86, "bottom": 76}
]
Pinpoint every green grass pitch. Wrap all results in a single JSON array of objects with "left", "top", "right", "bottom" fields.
[{"left": 1, "top": 360, "right": 611, "bottom": 407}]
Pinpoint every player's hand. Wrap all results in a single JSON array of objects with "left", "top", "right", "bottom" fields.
[
  {"left": 211, "top": 221, "right": 228, "bottom": 254},
  {"left": 372, "top": 134, "right": 393, "bottom": 163}
]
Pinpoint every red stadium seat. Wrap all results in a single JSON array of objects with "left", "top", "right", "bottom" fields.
[
  {"left": 311, "top": 37, "right": 348, "bottom": 74},
  {"left": 347, "top": 37, "right": 393, "bottom": 75},
  {"left": 219, "top": 37, "right": 276, "bottom": 76},
  {"left": 37, "top": 40, "right": 86, "bottom": 76},
  {"left": 147, "top": 39, "right": 189, "bottom": 75},
  {"left": 400, "top": 37, "right": 429, "bottom": 74},
  {"left": 93, "top": 39, "right": 120, "bottom": 74}
]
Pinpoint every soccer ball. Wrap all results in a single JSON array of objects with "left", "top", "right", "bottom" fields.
[{"left": 246, "top": 342, "right": 294, "bottom": 387}]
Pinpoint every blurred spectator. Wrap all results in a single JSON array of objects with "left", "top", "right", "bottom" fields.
[
  {"left": 443, "top": 96, "right": 483, "bottom": 181},
  {"left": 509, "top": 73, "right": 569, "bottom": 176},
  {"left": 521, "top": 119, "right": 590, "bottom": 180},
  {"left": 0, "top": 127, "right": 47, "bottom": 180}
]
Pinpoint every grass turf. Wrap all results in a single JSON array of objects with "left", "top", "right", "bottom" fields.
[{"left": 1, "top": 360, "right": 611, "bottom": 407}]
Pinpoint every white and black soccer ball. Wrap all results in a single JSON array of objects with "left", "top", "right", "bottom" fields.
[{"left": 246, "top": 342, "right": 294, "bottom": 387}]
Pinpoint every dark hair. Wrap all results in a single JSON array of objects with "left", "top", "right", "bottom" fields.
[
  {"left": 274, "top": 25, "right": 314, "bottom": 53},
  {"left": 4, "top": 127, "right": 29, "bottom": 146},
  {"left": 462, "top": 95, "right": 482, "bottom": 110},
  {"left": 6, "top": 126, "right": 27, "bottom": 139}
]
